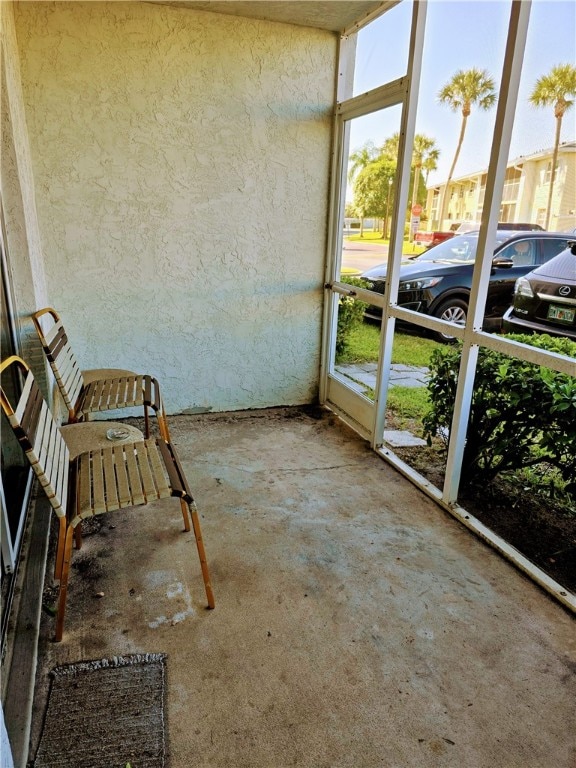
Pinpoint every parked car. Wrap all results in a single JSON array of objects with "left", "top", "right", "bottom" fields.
[
  {"left": 494, "top": 222, "right": 545, "bottom": 231},
  {"left": 414, "top": 221, "right": 545, "bottom": 250},
  {"left": 502, "top": 241, "right": 576, "bottom": 340},
  {"left": 360, "top": 231, "right": 571, "bottom": 342},
  {"left": 455, "top": 222, "right": 545, "bottom": 235},
  {"left": 414, "top": 223, "right": 460, "bottom": 248}
]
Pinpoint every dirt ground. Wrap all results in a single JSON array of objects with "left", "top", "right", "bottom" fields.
[{"left": 392, "top": 442, "right": 576, "bottom": 593}]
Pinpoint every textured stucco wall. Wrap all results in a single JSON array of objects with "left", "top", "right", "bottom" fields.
[
  {"left": 13, "top": 1, "right": 337, "bottom": 413},
  {"left": 1, "top": 2, "right": 52, "bottom": 394}
]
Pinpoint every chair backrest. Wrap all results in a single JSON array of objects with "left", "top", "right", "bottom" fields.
[
  {"left": 1, "top": 356, "right": 70, "bottom": 519},
  {"left": 32, "top": 308, "right": 85, "bottom": 412}
]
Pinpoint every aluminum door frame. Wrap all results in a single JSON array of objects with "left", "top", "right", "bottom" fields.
[
  {"left": 0, "top": 207, "right": 33, "bottom": 574},
  {"left": 321, "top": 0, "right": 427, "bottom": 440}
]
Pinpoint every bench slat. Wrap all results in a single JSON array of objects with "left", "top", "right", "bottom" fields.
[
  {"left": 102, "top": 449, "right": 118, "bottom": 509},
  {"left": 135, "top": 442, "right": 157, "bottom": 501},
  {"left": 147, "top": 440, "right": 172, "bottom": 499},
  {"left": 78, "top": 450, "right": 92, "bottom": 516},
  {"left": 124, "top": 444, "right": 145, "bottom": 506},
  {"left": 91, "top": 450, "right": 106, "bottom": 515},
  {"left": 113, "top": 444, "right": 132, "bottom": 507}
]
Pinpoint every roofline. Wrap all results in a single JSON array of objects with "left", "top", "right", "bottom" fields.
[{"left": 428, "top": 139, "right": 576, "bottom": 189}]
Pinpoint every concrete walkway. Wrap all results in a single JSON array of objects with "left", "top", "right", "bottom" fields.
[
  {"left": 27, "top": 408, "right": 575, "bottom": 768},
  {"left": 335, "top": 362, "right": 429, "bottom": 393},
  {"left": 335, "top": 363, "right": 429, "bottom": 447}
]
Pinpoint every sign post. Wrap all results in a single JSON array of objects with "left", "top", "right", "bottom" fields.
[{"left": 410, "top": 204, "right": 422, "bottom": 242}]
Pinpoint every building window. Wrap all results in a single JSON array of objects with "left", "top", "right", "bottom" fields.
[{"left": 544, "top": 161, "right": 559, "bottom": 184}]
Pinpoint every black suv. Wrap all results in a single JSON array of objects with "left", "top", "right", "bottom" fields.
[{"left": 360, "top": 231, "right": 570, "bottom": 341}]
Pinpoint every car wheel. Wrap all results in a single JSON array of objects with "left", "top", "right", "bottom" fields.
[{"left": 433, "top": 298, "right": 468, "bottom": 342}]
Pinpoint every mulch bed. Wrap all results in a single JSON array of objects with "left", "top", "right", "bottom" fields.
[{"left": 392, "top": 443, "right": 576, "bottom": 594}]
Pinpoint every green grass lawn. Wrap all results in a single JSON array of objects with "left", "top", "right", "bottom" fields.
[
  {"left": 386, "top": 386, "right": 430, "bottom": 420},
  {"left": 335, "top": 321, "right": 438, "bottom": 425},
  {"left": 344, "top": 232, "right": 426, "bottom": 257},
  {"left": 359, "top": 382, "right": 430, "bottom": 429},
  {"left": 336, "top": 321, "right": 439, "bottom": 368}
]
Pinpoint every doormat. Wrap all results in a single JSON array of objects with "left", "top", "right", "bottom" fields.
[{"left": 34, "top": 653, "right": 168, "bottom": 768}]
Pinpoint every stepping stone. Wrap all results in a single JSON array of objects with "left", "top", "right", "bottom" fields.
[{"left": 383, "top": 430, "right": 427, "bottom": 447}]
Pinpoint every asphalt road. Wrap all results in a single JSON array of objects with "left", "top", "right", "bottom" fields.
[{"left": 341, "top": 238, "right": 421, "bottom": 273}]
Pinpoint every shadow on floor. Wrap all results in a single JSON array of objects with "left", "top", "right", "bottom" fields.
[{"left": 28, "top": 407, "right": 575, "bottom": 768}]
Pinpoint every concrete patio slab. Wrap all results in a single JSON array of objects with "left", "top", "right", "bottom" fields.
[{"left": 28, "top": 407, "right": 575, "bottom": 768}]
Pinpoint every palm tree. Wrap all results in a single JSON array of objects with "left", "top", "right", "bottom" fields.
[
  {"left": 530, "top": 63, "right": 576, "bottom": 229},
  {"left": 437, "top": 68, "right": 497, "bottom": 227},
  {"left": 379, "top": 132, "right": 440, "bottom": 233},
  {"left": 411, "top": 134, "right": 440, "bottom": 210},
  {"left": 422, "top": 153, "right": 439, "bottom": 188},
  {"left": 347, "top": 141, "right": 379, "bottom": 236},
  {"left": 380, "top": 133, "right": 400, "bottom": 160},
  {"left": 404, "top": 134, "right": 439, "bottom": 241},
  {"left": 348, "top": 141, "right": 378, "bottom": 181},
  {"left": 379, "top": 132, "right": 439, "bottom": 205}
]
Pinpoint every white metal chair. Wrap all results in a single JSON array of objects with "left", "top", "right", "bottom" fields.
[
  {"left": 1, "top": 355, "right": 214, "bottom": 641},
  {"left": 32, "top": 307, "right": 170, "bottom": 441}
]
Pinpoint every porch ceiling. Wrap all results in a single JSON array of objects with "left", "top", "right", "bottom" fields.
[{"left": 146, "top": 0, "right": 391, "bottom": 32}]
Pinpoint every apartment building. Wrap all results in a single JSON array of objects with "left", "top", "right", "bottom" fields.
[{"left": 424, "top": 140, "right": 576, "bottom": 232}]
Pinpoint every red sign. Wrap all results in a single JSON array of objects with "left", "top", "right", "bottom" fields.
[{"left": 411, "top": 203, "right": 423, "bottom": 216}]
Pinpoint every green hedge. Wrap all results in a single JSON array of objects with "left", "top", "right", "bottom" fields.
[
  {"left": 336, "top": 277, "right": 368, "bottom": 355},
  {"left": 423, "top": 333, "right": 576, "bottom": 496}
]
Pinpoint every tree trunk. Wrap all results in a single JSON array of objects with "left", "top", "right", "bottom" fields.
[
  {"left": 438, "top": 114, "right": 468, "bottom": 228},
  {"left": 545, "top": 115, "right": 562, "bottom": 230}
]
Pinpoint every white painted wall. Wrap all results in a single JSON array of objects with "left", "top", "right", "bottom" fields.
[{"left": 13, "top": 1, "right": 337, "bottom": 413}]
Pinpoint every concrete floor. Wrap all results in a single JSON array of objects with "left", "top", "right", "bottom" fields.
[{"left": 29, "top": 407, "right": 575, "bottom": 768}]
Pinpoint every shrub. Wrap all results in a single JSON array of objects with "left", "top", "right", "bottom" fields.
[
  {"left": 422, "top": 333, "right": 576, "bottom": 495},
  {"left": 336, "top": 277, "right": 368, "bottom": 356}
]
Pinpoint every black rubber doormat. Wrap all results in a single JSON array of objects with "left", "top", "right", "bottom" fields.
[{"left": 34, "top": 653, "right": 168, "bottom": 768}]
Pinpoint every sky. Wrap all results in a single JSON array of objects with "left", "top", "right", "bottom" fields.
[{"left": 349, "top": 0, "right": 576, "bottom": 186}]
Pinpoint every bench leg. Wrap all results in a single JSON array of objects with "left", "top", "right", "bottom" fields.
[
  {"left": 187, "top": 501, "right": 215, "bottom": 609},
  {"left": 179, "top": 498, "right": 191, "bottom": 532},
  {"left": 54, "top": 516, "right": 67, "bottom": 580},
  {"left": 55, "top": 525, "right": 75, "bottom": 642}
]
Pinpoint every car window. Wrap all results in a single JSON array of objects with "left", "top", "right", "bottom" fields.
[
  {"left": 417, "top": 236, "right": 478, "bottom": 263},
  {"left": 541, "top": 238, "right": 570, "bottom": 263},
  {"left": 416, "top": 233, "right": 511, "bottom": 264},
  {"left": 497, "top": 239, "right": 536, "bottom": 266}
]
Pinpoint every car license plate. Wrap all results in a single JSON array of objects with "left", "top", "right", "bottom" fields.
[{"left": 547, "top": 304, "right": 575, "bottom": 323}]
